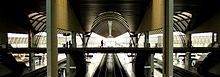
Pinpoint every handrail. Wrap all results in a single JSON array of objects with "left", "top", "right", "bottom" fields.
[
  {"left": 92, "top": 54, "right": 107, "bottom": 77},
  {"left": 113, "top": 54, "right": 129, "bottom": 77}
]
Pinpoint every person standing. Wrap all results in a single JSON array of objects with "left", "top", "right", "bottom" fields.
[{"left": 101, "top": 40, "right": 104, "bottom": 48}]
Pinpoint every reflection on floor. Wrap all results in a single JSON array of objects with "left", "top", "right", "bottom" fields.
[{"left": 23, "top": 53, "right": 196, "bottom": 77}]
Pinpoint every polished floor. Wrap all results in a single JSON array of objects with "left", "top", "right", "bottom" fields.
[{"left": 28, "top": 53, "right": 194, "bottom": 77}]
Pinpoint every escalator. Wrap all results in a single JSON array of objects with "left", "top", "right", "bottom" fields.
[{"left": 93, "top": 54, "right": 128, "bottom": 77}]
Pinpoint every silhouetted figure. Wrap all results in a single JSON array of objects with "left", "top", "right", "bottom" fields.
[
  {"left": 69, "top": 41, "right": 72, "bottom": 48},
  {"left": 101, "top": 40, "right": 104, "bottom": 48},
  {"left": 66, "top": 41, "right": 69, "bottom": 48},
  {"left": 63, "top": 44, "right": 66, "bottom": 48}
]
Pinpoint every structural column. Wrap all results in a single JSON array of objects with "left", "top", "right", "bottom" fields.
[
  {"left": 212, "top": 32, "right": 216, "bottom": 43},
  {"left": 131, "top": 34, "right": 138, "bottom": 48},
  {"left": 72, "top": 32, "right": 77, "bottom": 48},
  {"left": 163, "top": 0, "right": 173, "bottom": 77},
  {"left": 0, "top": 32, "right": 8, "bottom": 48},
  {"left": 73, "top": 33, "right": 86, "bottom": 77},
  {"left": 217, "top": 33, "right": 220, "bottom": 43},
  {"left": 185, "top": 33, "right": 192, "bottom": 70},
  {"left": 134, "top": 34, "right": 146, "bottom": 77},
  {"left": 28, "top": 30, "right": 35, "bottom": 71},
  {"left": 82, "top": 33, "right": 90, "bottom": 47},
  {"left": 144, "top": 32, "right": 154, "bottom": 77},
  {"left": 46, "top": 0, "right": 58, "bottom": 76},
  {"left": 66, "top": 32, "right": 77, "bottom": 77}
]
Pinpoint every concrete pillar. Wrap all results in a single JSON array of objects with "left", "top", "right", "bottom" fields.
[
  {"left": 134, "top": 34, "right": 148, "bottom": 77},
  {"left": 185, "top": 33, "right": 192, "bottom": 70},
  {"left": 28, "top": 31, "right": 35, "bottom": 71},
  {"left": 130, "top": 33, "right": 138, "bottom": 74},
  {"left": 149, "top": 52, "right": 154, "bottom": 77},
  {"left": 144, "top": 32, "right": 154, "bottom": 77},
  {"left": 46, "top": 0, "right": 58, "bottom": 76},
  {"left": 66, "top": 32, "right": 76, "bottom": 77},
  {"left": 217, "top": 33, "right": 220, "bottom": 43},
  {"left": 132, "top": 34, "right": 138, "bottom": 48},
  {"left": 82, "top": 34, "right": 90, "bottom": 48},
  {"left": 212, "top": 32, "right": 216, "bottom": 43},
  {"left": 129, "top": 32, "right": 138, "bottom": 47},
  {"left": 65, "top": 33, "right": 86, "bottom": 77},
  {"left": 72, "top": 32, "right": 77, "bottom": 48},
  {"left": 157, "top": 36, "right": 163, "bottom": 48},
  {"left": 144, "top": 32, "right": 150, "bottom": 48},
  {"left": 162, "top": 0, "right": 173, "bottom": 77},
  {"left": 0, "top": 32, "right": 8, "bottom": 48},
  {"left": 82, "top": 35, "right": 86, "bottom": 47}
]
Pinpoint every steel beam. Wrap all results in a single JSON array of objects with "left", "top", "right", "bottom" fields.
[
  {"left": 217, "top": 33, "right": 220, "bottom": 43},
  {"left": 82, "top": 34, "right": 90, "bottom": 47},
  {"left": 66, "top": 52, "right": 71, "bottom": 77},
  {"left": 212, "top": 32, "right": 216, "bottom": 43},
  {"left": 72, "top": 32, "right": 77, "bottom": 48},
  {"left": 144, "top": 32, "right": 154, "bottom": 77},
  {"left": 2, "top": 47, "right": 219, "bottom": 53},
  {"left": 46, "top": 0, "right": 58, "bottom": 76},
  {"left": 131, "top": 34, "right": 138, "bottom": 47},
  {"left": 28, "top": 30, "right": 35, "bottom": 71},
  {"left": 163, "top": 0, "right": 173, "bottom": 77},
  {"left": 185, "top": 33, "right": 192, "bottom": 70},
  {"left": 66, "top": 32, "right": 77, "bottom": 77},
  {"left": 132, "top": 34, "right": 138, "bottom": 74}
]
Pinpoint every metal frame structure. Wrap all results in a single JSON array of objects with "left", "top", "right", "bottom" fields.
[{"left": 1, "top": 47, "right": 219, "bottom": 53}]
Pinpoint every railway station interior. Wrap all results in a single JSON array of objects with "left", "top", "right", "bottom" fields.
[{"left": 1, "top": 0, "right": 220, "bottom": 77}]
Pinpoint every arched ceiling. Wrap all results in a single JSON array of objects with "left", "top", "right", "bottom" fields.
[
  {"left": 69, "top": 0, "right": 150, "bottom": 33},
  {"left": 91, "top": 11, "right": 129, "bottom": 37},
  {"left": 0, "top": 0, "right": 220, "bottom": 37}
]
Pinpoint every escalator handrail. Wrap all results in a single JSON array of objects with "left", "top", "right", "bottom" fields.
[
  {"left": 92, "top": 54, "right": 108, "bottom": 77},
  {"left": 114, "top": 54, "right": 129, "bottom": 77}
]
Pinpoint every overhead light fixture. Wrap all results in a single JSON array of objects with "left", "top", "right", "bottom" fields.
[{"left": 107, "top": 20, "right": 113, "bottom": 38}]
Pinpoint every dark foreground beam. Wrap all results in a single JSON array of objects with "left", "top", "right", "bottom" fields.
[{"left": 0, "top": 47, "right": 220, "bottom": 53}]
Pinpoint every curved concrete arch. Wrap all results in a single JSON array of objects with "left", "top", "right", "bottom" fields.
[{"left": 91, "top": 11, "right": 130, "bottom": 37}]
